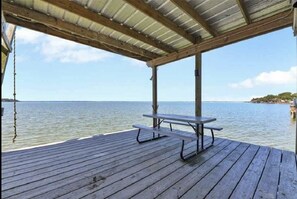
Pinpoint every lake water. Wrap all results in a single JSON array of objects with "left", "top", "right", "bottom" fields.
[{"left": 1, "top": 101, "right": 296, "bottom": 152}]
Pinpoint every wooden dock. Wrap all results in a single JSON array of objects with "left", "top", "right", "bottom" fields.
[{"left": 2, "top": 130, "right": 297, "bottom": 199}]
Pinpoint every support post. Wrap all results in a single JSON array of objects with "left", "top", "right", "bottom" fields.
[
  {"left": 195, "top": 52, "right": 202, "bottom": 150},
  {"left": 195, "top": 52, "right": 202, "bottom": 117},
  {"left": 1, "top": 24, "right": 16, "bottom": 85},
  {"left": 152, "top": 66, "right": 158, "bottom": 127}
]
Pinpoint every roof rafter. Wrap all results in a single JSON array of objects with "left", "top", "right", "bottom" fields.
[
  {"left": 5, "top": 15, "right": 151, "bottom": 61},
  {"left": 147, "top": 10, "right": 293, "bottom": 67},
  {"left": 124, "top": 0, "right": 197, "bottom": 44},
  {"left": 2, "top": 1, "right": 159, "bottom": 60},
  {"left": 42, "top": 0, "right": 176, "bottom": 53},
  {"left": 236, "top": 0, "right": 251, "bottom": 24},
  {"left": 170, "top": 0, "right": 217, "bottom": 37}
]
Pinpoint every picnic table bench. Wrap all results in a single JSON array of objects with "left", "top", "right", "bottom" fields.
[
  {"left": 163, "top": 120, "right": 223, "bottom": 145},
  {"left": 133, "top": 113, "right": 222, "bottom": 161}
]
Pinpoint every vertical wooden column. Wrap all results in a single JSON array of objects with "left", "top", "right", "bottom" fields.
[
  {"left": 1, "top": 24, "right": 16, "bottom": 85},
  {"left": 195, "top": 52, "right": 202, "bottom": 117},
  {"left": 152, "top": 66, "right": 158, "bottom": 127}
]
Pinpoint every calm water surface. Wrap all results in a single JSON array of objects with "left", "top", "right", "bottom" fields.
[{"left": 1, "top": 101, "right": 296, "bottom": 152}]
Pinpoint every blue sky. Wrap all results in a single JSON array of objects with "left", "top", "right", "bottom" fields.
[{"left": 2, "top": 27, "right": 297, "bottom": 101}]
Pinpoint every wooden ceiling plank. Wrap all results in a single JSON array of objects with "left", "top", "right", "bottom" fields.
[
  {"left": 147, "top": 11, "right": 293, "bottom": 67},
  {"left": 170, "top": 0, "right": 217, "bottom": 37},
  {"left": 124, "top": 0, "right": 197, "bottom": 44},
  {"left": 236, "top": 0, "right": 251, "bottom": 24},
  {"left": 5, "top": 15, "right": 150, "bottom": 61},
  {"left": 2, "top": 1, "right": 159, "bottom": 60},
  {"left": 42, "top": 0, "right": 176, "bottom": 53}
]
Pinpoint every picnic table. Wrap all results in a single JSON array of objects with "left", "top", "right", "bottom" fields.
[{"left": 133, "top": 113, "right": 221, "bottom": 160}]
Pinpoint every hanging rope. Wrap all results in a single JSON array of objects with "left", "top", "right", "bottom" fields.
[{"left": 12, "top": 32, "right": 17, "bottom": 143}]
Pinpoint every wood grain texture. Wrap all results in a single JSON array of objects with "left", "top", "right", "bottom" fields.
[{"left": 2, "top": 130, "right": 296, "bottom": 199}]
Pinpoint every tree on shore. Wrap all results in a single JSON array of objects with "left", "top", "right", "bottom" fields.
[{"left": 251, "top": 92, "right": 297, "bottom": 103}]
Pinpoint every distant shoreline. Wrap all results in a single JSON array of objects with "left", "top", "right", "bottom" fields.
[
  {"left": 0, "top": 100, "right": 291, "bottom": 104},
  {"left": 2, "top": 98, "right": 19, "bottom": 102},
  {"left": 250, "top": 92, "right": 296, "bottom": 105},
  {"left": 249, "top": 101, "right": 291, "bottom": 104}
]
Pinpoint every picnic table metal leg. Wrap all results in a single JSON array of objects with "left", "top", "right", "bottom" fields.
[
  {"left": 211, "top": 129, "right": 214, "bottom": 145},
  {"left": 180, "top": 140, "right": 198, "bottom": 161},
  {"left": 180, "top": 140, "right": 185, "bottom": 160},
  {"left": 136, "top": 129, "right": 167, "bottom": 144},
  {"left": 136, "top": 129, "right": 141, "bottom": 143},
  {"left": 201, "top": 124, "right": 204, "bottom": 150},
  {"left": 196, "top": 124, "right": 199, "bottom": 152}
]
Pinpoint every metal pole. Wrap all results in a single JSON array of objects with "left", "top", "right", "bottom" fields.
[{"left": 152, "top": 66, "right": 158, "bottom": 127}]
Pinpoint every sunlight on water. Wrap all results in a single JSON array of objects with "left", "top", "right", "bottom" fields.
[{"left": 1, "top": 101, "right": 296, "bottom": 152}]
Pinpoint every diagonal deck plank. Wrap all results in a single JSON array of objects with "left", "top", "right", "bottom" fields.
[
  {"left": 229, "top": 146, "right": 270, "bottom": 199},
  {"left": 2, "top": 137, "right": 176, "bottom": 198},
  {"left": 253, "top": 148, "right": 282, "bottom": 199},
  {"left": 108, "top": 139, "right": 226, "bottom": 199},
  {"left": 205, "top": 144, "right": 260, "bottom": 199},
  {"left": 2, "top": 133, "right": 153, "bottom": 180},
  {"left": 65, "top": 138, "right": 212, "bottom": 199},
  {"left": 1, "top": 129, "right": 297, "bottom": 199},
  {"left": 130, "top": 139, "right": 230, "bottom": 199},
  {"left": 277, "top": 151, "right": 297, "bottom": 199}
]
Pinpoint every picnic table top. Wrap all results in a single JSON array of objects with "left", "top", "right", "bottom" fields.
[{"left": 143, "top": 113, "right": 216, "bottom": 124}]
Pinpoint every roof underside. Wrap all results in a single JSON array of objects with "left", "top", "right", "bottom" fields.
[{"left": 2, "top": 0, "right": 294, "bottom": 66}]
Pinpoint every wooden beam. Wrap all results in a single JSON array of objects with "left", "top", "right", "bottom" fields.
[
  {"left": 170, "top": 0, "right": 217, "bottom": 37},
  {"left": 2, "top": 1, "right": 159, "bottom": 60},
  {"left": 236, "top": 0, "right": 251, "bottom": 24},
  {"left": 147, "top": 10, "right": 293, "bottom": 67},
  {"left": 5, "top": 15, "right": 150, "bottom": 61},
  {"left": 124, "top": 0, "right": 197, "bottom": 44},
  {"left": 195, "top": 52, "right": 201, "bottom": 117},
  {"left": 42, "top": 0, "right": 176, "bottom": 53},
  {"left": 1, "top": 23, "right": 16, "bottom": 85},
  {"left": 152, "top": 66, "right": 158, "bottom": 127}
]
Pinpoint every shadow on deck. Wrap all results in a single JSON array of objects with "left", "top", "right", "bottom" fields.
[{"left": 1, "top": 130, "right": 297, "bottom": 199}]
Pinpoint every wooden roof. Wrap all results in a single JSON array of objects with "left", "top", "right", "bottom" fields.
[{"left": 2, "top": 0, "right": 294, "bottom": 66}]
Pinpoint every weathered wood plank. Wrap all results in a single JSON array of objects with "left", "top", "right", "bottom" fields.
[
  {"left": 130, "top": 140, "right": 231, "bottom": 199},
  {"left": 2, "top": 130, "right": 135, "bottom": 158},
  {"left": 229, "top": 146, "right": 270, "bottom": 199},
  {"left": 2, "top": 137, "right": 177, "bottom": 197},
  {"left": 30, "top": 139, "right": 183, "bottom": 199},
  {"left": 76, "top": 138, "right": 214, "bottom": 199},
  {"left": 205, "top": 144, "right": 259, "bottom": 199},
  {"left": 3, "top": 134, "right": 137, "bottom": 166},
  {"left": 34, "top": 139, "right": 212, "bottom": 199},
  {"left": 236, "top": 0, "right": 251, "bottom": 24},
  {"left": 181, "top": 143, "right": 253, "bottom": 199},
  {"left": 2, "top": 130, "right": 295, "bottom": 199},
  {"left": 277, "top": 151, "right": 297, "bottom": 199},
  {"left": 253, "top": 148, "right": 282, "bottom": 199},
  {"left": 2, "top": 135, "right": 164, "bottom": 183},
  {"left": 2, "top": 133, "right": 146, "bottom": 171},
  {"left": 155, "top": 141, "right": 241, "bottom": 199}
]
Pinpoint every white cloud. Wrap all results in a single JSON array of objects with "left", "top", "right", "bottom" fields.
[
  {"left": 229, "top": 66, "right": 297, "bottom": 89},
  {"left": 123, "top": 57, "right": 147, "bottom": 68},
  {"left": 16, "top": 28, "right": 44, "bottom": 44},
  {"left": 16, "top": 28, "right": 112, "bottom": 63}
]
